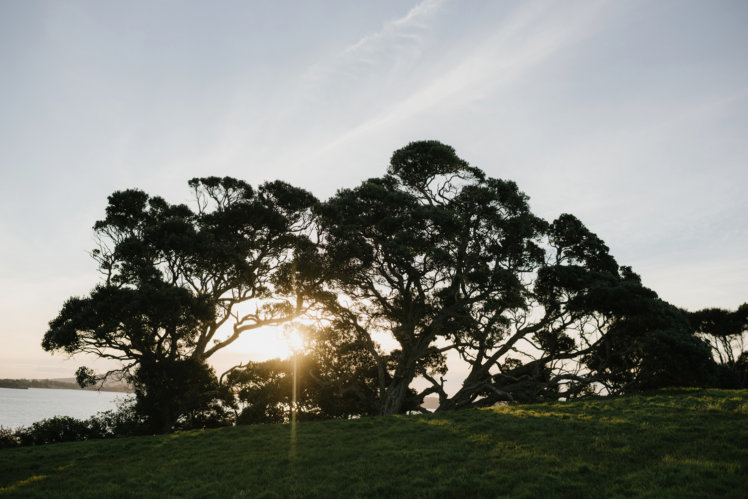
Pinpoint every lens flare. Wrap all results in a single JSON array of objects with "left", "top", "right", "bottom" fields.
[{"left": 285, "top": 329, "right": 305, "bottom": 354}]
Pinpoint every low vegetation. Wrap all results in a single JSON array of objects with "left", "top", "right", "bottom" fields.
[
  {"left": 1, "top": 389, "right": 746, "bottom": 498},
  {"left": 0, "top": 399, "right": 142, "bottom": 448}
]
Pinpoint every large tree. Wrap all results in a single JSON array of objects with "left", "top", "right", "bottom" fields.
[
  {"left": 43, "top": 177, "right": 322, "bottom": 431},
  {"left": 44, "top": 142, "right": 730, "bottom": 429},
  {"left": 316, "top": 141, "right": 719, "bottom": 415},
  {"left": 317, "top": 141, "right": 551, "bottom": 414}
]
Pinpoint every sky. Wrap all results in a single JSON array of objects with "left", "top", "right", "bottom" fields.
[{"left": 1, "top": 0, "right": 747, "bottom": 380}]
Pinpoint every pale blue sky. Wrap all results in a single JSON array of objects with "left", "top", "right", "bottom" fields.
[{"left": 1, "top": 0, "right": 747, "bottom": 378}]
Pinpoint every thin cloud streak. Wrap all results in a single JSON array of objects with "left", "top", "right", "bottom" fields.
[
  {"left": 337, "top": 0, "right": 445, "bottom": 58},
  {"left": 313, "top": 1, "right": 614, "bottom": 160},
  {"left": 206, "top": 0, "right": 449, "bottom": 187}
]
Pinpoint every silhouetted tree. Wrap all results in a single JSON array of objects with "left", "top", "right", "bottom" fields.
[
  {"left": 433, "top": 213, "right": 626, "bottom": 408},
  {"left": 44, "top": 142, "right": 741, "bottom": 429},
  {"left": 44, "top": 177, "right": 322, "bottom": 431},
  {"left": 318, "top": 141, "right": 573, "bottom": 414},
  {"left": 581, "top": 278, "right": 718, "bottom": 392},
  {"left": 688, "top": 304, "right": 748, "bottom": 387},
  {"left": 317, "top": 141, "right": 723, "bottom": 413},
  {"left": 689, "top": 305, "right": 747, "bottom": 364}
]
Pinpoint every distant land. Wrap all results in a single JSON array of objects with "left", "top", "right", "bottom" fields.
[{"left": 0, "top": 377, "right": 132, "bottom": 393}]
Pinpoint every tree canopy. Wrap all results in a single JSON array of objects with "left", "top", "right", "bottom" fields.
[
  {"left": 43, "top": 141, "right": 741, "bottom": 431},
  {"left": 44, "top": 177, "right": 323, "bottom": 431}
]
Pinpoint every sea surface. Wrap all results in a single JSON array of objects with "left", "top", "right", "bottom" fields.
[{"left": 0, "top": 387, "right": 127, "bottom": 429}]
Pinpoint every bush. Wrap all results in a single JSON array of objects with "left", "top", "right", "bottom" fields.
[
  {"left": 15, "top": 416, "right": 93, "bottom": 446},
  {"left": 0, "top": 426, "right": 19, "bottom": 449},
  {"left": 9, "top": 396, "right": 147, "bottom": 447},
  {"left": 87, "top": 397, "right": 147, "bottom": 437}
]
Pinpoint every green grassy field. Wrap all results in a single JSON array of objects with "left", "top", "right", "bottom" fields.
[{"left": 1, "top": 389, "right": 746, "bottom": 498}]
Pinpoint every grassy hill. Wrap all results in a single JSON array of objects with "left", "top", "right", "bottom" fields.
[{"left": 1, "top": 389, "right": 746, "bottom": 498}]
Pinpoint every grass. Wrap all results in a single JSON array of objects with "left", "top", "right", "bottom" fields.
[{"left": 1, "top": 389, "right": 746, "bottom": 498}]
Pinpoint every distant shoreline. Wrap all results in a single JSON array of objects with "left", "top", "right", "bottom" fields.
[{"left": 0, "top": 378, "right": 132, "bottom": 393}]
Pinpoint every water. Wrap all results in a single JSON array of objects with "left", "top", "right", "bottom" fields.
[{"left": 0, "top": 387, "right": 127, "bottom": 429}]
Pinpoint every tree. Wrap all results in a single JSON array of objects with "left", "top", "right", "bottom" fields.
[
  {"left": 45, "top": 142, "right": 739, "bottom": 430},
  {"left": 427, "top": 209, "right": 627, "bottom": 409},
  {"left": 43, "top": 177, "right": 322, "bottom": 431},
  {"left": 316, "top": 141, "right": 722, "bottom": 414},
  {"left": 689, "top": 305, "right": 748, "bottom": 365},
  {"left": 581, "top": 278, "right": 718, "bottom": 392},
  {"left": 689, "top": 304, "right": 748, "bottom": 387},
  {"left": 317, "top": 141, "right": 554, "bottom": 414}
]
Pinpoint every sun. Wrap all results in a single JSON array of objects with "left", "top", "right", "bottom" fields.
[
  {"left": 215, "top": 325, "right": 308, "bottom": 363},
  {"left": 206, "top": 324, "right": 312, "bottom": 378},
  {"left": 284, "top": 328, "right": 305, "bottom": 354}
]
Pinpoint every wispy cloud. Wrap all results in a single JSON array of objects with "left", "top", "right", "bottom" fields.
[
  {"left": 341, "top": 0, "right": 443, "bottom": 52},
  {"left": 306, "top": 0, "right": 446, "bottom": 83},
  {"left": 212, "top": 0, "right": 618, "bottom": 191},
  {"left": 313, "top": 0, "right": 615, "bottom": 156},
  {"left": 204, "top": 0, "right": 451, "bottom": 186}
]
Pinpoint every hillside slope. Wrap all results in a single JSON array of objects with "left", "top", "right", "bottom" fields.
[{"left": 1, "top": 389, "right": 746, "bottom": 498}]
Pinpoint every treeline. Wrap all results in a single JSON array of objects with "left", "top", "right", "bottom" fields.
[
  {"left": 0, "top": 378, "right": 131, "bottom": 392},
  {"left": 0, "top": 379, "right": 73, "bottom": 390},
  {"left": 40, "top": 141, "right": 748, "bottom": 435}
]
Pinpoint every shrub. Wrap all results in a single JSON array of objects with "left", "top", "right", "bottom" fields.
[
  {"left": 10, "top": 396, "right": 148, "bottom": 447},
  {"left": 0, "top": 426, "right": 19, "bottom": 449},
  {"left": 15, "top": 416, "right": 92, "bottom": 446},
  {"left": 87, "top": 396, "right": 147, "bottom": 437}
]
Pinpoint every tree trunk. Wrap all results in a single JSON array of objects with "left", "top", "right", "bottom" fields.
[
  {"left": 378, "top": 334, "right": 438, "bottom": 415},
  {"left": 379, "top": 376, "right": 412, "bottom": 415}
]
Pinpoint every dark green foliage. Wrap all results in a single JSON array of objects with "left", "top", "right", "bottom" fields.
[
  {"left": 0, "top": 398, "right": 145, "bottom": 448},
  {"left": 45, "top": 282, "right": 214, "bottom": 357},
  {"left": 688, "top": 305, "right": 748, "bottom": 382},
  {"left": 318, "top": 141, "right": 728, "bottom": 413},
  {"left": 388, "top": 140, "right": 481, "bottom": 190},
  {"left": 84, "top": 398, "right": 144, "bottom": 437},
  {"left": 581, "top": 282, "right": 719, "bottom": 392},
  {"left": 229, "top": 355, "right": 344, "bottom": 425},
  {"left": 319, "top": 141, "right": 550, "bottom": 414},
  {"left": 43, "top": 177, "right": 320, "bottom": 432},
  {"left": 44, "top": 282, "right": 222, "bottom": 433},
  {"left": 14, "top": 417, "right": 93, "bottom": 446},
  {"left": 2, "top": 398, "right": 146, "bottom": 449},
  {"left": 230, "top": 358, "right": 294, "bottom": 424},
  {"left": 134, "top": 359, "right": 235, "bottom": 432},
  {"left": 0, "top": 427, "right": 19, "bottom": 449},
  {"left": 11, "top": 398, "right": 144, "bottom": 446},
  {"left": 737, "top": 351, "right": 748, "bottom": 387},
  {"left": 547, "top": 213, "right": 619, "bottom": 274},
  {"left": 42, "top": 140, "right": 746, "bottom": 434},
  {"left": 690, "top": 305, "right": 747, "bottom": 338}
]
